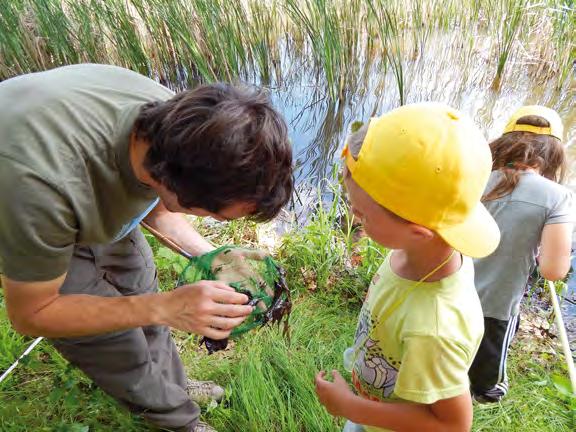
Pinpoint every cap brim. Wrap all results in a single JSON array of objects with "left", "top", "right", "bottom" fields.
[{"left": 436, "top": 203, "right": 500, "bottom": 258}]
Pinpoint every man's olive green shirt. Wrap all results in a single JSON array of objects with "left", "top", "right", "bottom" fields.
[{"left": 0, "top": 64, "right": 173, "bottom": 281}]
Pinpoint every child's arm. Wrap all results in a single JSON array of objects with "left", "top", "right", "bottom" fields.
[
  {"left": 315, "top": 370, "right": 472, "bottom": 432},
  {"left": 539, "top": 222, "right": 572, "bottom": 281}
]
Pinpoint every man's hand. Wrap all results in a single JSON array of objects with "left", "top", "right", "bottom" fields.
[
  {"left": 158, "top": 280, "right": 254, "bottom": 339},
  {"left": 315, "top": 370, "right": 355, "bottom": 418},
  {"left": 211, "top": 248, "right": 268, "bottom": 286}
]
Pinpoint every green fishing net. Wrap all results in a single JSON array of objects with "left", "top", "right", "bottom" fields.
[{"left": 177, "top": 245, "right": 291, "bottom": 352}]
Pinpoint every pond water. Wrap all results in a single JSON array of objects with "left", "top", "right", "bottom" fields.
[{"left": 267, "top": 35, "right": 575, "bottom": 192}]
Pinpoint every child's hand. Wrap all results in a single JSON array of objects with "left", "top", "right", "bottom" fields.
[{"left": 315, "top": 370, "right": 355, "bottom": 417}]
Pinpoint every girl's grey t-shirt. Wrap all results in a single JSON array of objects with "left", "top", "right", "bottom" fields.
[
  {"left": 0, "top": 64, "right": 174, "bottom": 282},
  {"left": 474, "top": 171, "right": 573, "bottom": 320}
]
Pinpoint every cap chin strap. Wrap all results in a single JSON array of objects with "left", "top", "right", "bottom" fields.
[{"left": 350, "top": 249, "right": 457, "bottom": 393}]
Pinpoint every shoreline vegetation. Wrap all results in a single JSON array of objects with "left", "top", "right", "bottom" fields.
[{"left": 0, "top": 0, "right": 573, "bottom": 100}]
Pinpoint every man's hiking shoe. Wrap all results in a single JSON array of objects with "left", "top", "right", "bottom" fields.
[
  {"left": 187, "top": 380, "right": 225, "bottom": 405},
  {"left": 194, "top": 421, "right": 218, "bottom": 432}
]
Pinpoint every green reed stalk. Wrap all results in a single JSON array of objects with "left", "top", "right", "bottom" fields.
[
  {"left": 246, "top": 0, "right": 283, "bottom": 84},
  {"left": 550, "top": 2, "right": 575, "bottom": 87},
  {"left": 90, "top": 0, "right": 149, "bottom": 73},
  {"left": 0, "top": 0, "right": 34, "bottom": 77},
  {"left": 159, "top": 0, "right": 217, "bottom": 83},
  {"left": 29, "top": 0, "right": 79, "bottom": 67},
  {"left": 285, "top": 0, "right": 345, "bottom": 99},
  {"left": 130, "top": 0, "right": 179, "bottom": 82},
  {"left": 66, "top": 0, "right": 107, "bottom": 64},
  {"left": 367, "top": 0, "right": 406, "bottom": 105},
  {"left": 492, "top": 0, "right": 528, "bottom": 89}
]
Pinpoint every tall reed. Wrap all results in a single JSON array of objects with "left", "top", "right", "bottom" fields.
[
  {"left": 491, "top": 0, "right": 529, "bottom": 89},
  {"left": 367, "top": 0, "right": 406, "bottom": 105},
  {"left": 0, "top": 0, "right": 572, "bottom": 101}
]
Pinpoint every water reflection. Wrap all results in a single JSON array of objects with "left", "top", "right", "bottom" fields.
[{"left": 268, "top": 32, "right": 575, "bottom": 191}]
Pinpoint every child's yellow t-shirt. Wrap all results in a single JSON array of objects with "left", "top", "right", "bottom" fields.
[{"left": 350, "top": 253, "right": 484, "bottom": 432}]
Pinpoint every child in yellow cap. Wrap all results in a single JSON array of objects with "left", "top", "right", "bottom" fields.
[
  {"left": 469, "top": 106, "right": 573, "bottom": 403},
  {"left": 315, "top": 103, "right": 500, "bottom": 431}
]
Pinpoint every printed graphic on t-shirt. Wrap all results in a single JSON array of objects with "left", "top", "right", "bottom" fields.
[{"left": 352, "top": 307, "right": 400, "bottom": 401}]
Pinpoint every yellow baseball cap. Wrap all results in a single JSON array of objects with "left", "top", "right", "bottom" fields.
[
  {"left": 503, "top": 105, "right": 564, "bottom": 140},
  {"left": 342, "top": 103, "right": 500, "bottom": 258}
]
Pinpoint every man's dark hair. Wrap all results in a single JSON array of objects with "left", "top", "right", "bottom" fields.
[{"left": 134, "top": 83, "right": 293, "bottom": 221}]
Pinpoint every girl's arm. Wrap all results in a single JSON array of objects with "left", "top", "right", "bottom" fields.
[{"left": 539, "top": 222, "right": 573, "bottom": 281}]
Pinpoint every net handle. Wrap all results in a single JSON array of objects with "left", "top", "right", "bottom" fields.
[{"left": 141, "top": 221, "right": 193, "bottom": 259}]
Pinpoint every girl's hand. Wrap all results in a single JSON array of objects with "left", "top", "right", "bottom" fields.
[{"left": 315, "top": 370, "right": 355, "bottom": 418}]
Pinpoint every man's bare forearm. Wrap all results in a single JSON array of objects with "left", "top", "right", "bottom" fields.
[
  {"left": 4, "top": 274, "right": 253, "bottom": 340},
  {"left": 143, "top": 203, "right": 214, "bottom": 257},
  {"left": 12, "top": 292, "right": 165, "bottom": 338}
]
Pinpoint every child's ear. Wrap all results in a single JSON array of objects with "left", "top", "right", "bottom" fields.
[{"left": 409, "top": 224, "right": 435, "bottom": 241}]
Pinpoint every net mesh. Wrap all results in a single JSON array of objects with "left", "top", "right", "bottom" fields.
[{"left": 177, "top": 245, "right": 289, "bottom": 338}]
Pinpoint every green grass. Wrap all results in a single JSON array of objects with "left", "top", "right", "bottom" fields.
[
  {"left": 0, "top": 295, "right": 149, "bottom": 431},
  {"left": 178, "top": 296, "right": 357, "bottom": 431},
  {"left": 472, "top": 344, "right": 576, "bottom": 431},
  {"left": 0, "top": 298, "right": 27, "bottom": 374},
  {"left": 1, "top": 260, "right": 574, "bottom": 431}
]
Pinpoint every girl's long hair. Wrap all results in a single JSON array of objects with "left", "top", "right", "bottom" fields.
[{"left": 483, "top": 114, "right": 566, "bottom": 201}]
